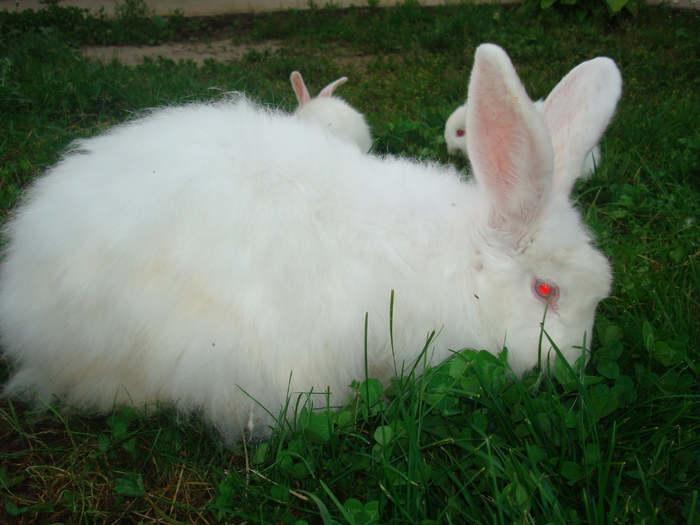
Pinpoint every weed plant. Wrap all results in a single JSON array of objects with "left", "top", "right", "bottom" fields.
[{"left": 0, "top": 1, "right": 699, "bottom": 523}]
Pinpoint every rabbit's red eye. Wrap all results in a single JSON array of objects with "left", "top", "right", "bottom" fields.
[
  {"left": 456, "top": 129, "right": 466, "bottom": 137},
  {"left": 533, "top": 280, "right": 558, "bottom": 303}
]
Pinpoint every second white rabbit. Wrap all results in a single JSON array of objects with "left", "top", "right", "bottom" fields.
[{"left": 291, "top": 70, "right": 373, "bottom": 153}]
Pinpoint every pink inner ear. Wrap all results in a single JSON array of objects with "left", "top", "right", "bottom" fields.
[
  {"left": 318, "top": 77, "right": 348, "bottom": 98},
  {"left": 470, "top": 90, "right": 527, "bottom": 201},
  {"left": 291, "top": 72, "right": 311, "bottom": 106},
  {"left": 469, "top": 57, "right": 521, "bottom": 193},
  {"left": 466, "top": 45, "right": 553, "bottom": 235}
]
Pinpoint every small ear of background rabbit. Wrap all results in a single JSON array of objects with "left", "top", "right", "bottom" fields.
[
  {"left": 445, "top": 98, "right": 601, "bottom": 179},
  {"left": 290, "top": 71, "right": 374, "bottom": 153}
]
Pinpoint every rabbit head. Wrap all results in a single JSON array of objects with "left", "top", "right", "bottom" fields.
[
  {"left": 463, "top": 44, "right": 620, "bottom": 373},
  {"left": 290, "top": 70, "right": 373, "bottom": 153},
  {"left": 444, "top": 102, "right": 467, "bottom": 157},
  {"left": 0, "top": 45, "right": 621, "bottom": 442}
]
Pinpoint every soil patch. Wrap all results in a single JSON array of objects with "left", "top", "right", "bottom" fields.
[{"left": 82, "top": 39, "right": 283, "bottom": 66}]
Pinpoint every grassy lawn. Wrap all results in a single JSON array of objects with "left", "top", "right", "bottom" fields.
[{"left": 1, "top": 1, "right": 699, "bottom": 523}]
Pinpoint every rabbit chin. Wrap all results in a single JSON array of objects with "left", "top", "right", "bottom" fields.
[{"left": 502, "top": 310, "right": 598, "bottom": 377}]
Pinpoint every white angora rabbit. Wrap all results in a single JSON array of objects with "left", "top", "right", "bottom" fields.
[
  {"left": 291, "top": 70, "right": 373, "bottom": 153},
  {"left": 0, "top": 44, "right": 621, "bottom": 443},
  {"left": 446, "top": 96, "right": 602, "bottom": 179}
]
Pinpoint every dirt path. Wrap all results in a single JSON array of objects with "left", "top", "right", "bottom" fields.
[{"left": 82, "top": 39, "right": 283, "bottom": 67}]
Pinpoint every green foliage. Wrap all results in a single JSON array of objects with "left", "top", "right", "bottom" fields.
[
  {"left": 209, "top": 341, "right": 698, "bottom": 523},
  {"left": 1, "top": 1, "right": 699, "bottom": 523},
  {"left": 521, "top": 0, "right": 639, "bottom": 22}
]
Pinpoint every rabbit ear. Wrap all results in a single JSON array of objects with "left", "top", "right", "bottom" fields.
[
  {"left": 539, "top": 57, "right": 622, "bottom": 197},
  {"left": 290, "top": 71, "right": 311, "bottom": 106},
  {"left": 466, "top": 44, "right": 553, "bottom": 243},
  {"left": 318, "top": 77, "right": 348, "bottom": 98}
]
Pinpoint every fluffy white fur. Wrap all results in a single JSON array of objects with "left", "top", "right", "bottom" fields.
[
  {"left": 446, "top": 96, "right": 601, "bottom": 180},
  {"left": 0, "top": 44, "right": 622, "bottom": 443},
  {"left": 291, "top": 71, "right": 373, "bottom": 153}
]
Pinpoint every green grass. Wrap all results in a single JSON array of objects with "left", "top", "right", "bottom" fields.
[{"left": 1, "top": 1, "right": 699, "bottom": 523}]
